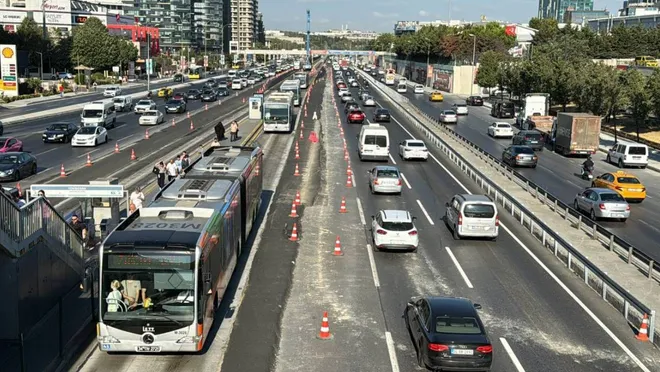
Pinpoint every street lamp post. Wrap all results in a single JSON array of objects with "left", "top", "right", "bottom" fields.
[
  {"left": 425, "top": 39, "right": 430, "bottom": 87},
  {"left": 469, "top": 34, "right": 476, "bottom": 96},
  {"left": 35, "top": 52, "right": 43, "bottom": 82}
]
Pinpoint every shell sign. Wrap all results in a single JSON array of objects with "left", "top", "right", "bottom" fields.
[
  {"left": 1, "top": 47, "right": 13, "bottom": 59},
  {"left": 0, "top": 44, "right": 18, "bottom": 97}
]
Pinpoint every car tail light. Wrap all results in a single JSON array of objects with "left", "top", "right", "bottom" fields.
[
  {"left": 397, "top": 179, "right": 402, "bottom": 186},
  {"left": 476, "top": 345, "right": 493, "bottom": 353},
  {"left": 533, "top": 156, "right": 538, "bottom": 160},
  {"left": 599, "top": 203, "right": 606, "bottom": 210},
  {"left": 428, "top": 344, "right": 449, "bottom": 352},
  {"left": 495, "top": 215, "right": 500, "bottom": 226},
  {"left": 376, "top": 229, "right": 388, "bottom": 235},
  {"left": 642, "top": 188, "right": 646, "bottom": 192},
  {"left": 373, "top": 178, "right": 380, "bottom": 185},
  {"left": 457, "top": 213, "right": 463, "bottom": 225},
  {"left": 626, "top": 205, "right": 631, "bottom": 211},
  {"left": 408, "top": 230, "right": 418, "bottom": 236},
  {"left": 615, "top": 186, "right": 623, "bottom": 191}
]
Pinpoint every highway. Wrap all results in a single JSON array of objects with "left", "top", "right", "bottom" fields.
[
  {"left": 391, "top": 84, "right": 660, "bottom": 263},
  {"left": 217, "top": 66, "right": 660, "bottom": 372}
]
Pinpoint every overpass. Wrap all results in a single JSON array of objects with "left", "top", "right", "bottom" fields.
[{"left": 238, "top": 49, "right": 395, "bottom": 59}]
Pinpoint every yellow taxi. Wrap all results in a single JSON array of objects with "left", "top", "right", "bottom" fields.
[
  {"left": 592, "top": 170, "right": 646, "bottom": 202},
  {"left": 157, "top": 87, "right": 173, "bottom": 97},
  {"left": 429, "top": 91, "right": 444, "bottom": 102}
]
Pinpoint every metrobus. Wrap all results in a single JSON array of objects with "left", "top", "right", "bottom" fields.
[
  {"left": 188, "top": 67, "right": 203, "bottom": 79},
  {"left": 385, "top": 68, "right": 396, "bottom": 85},
  {"left": 96, "top": 145, "right": 263, "bottom": 353},
  {"left": 279, "top": 80, "right": 301, "bottom": 106},
  {"left": 263, "top": 92, "right": 294, "bottom": 132},
  {"left": 294, "top": 71, "right": 308, "bottom": 89}
]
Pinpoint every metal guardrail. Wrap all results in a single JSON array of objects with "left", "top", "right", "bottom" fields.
[{"left": 358, "top": 70, "right": 659, "bottom": 345}]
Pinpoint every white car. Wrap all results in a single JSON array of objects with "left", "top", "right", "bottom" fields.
[
  {"left": 247, "top": 77, "right": 256, "bottom": 85},
  {"left": 363, "top": 96, "right": 376, "bottom": 106},
  {"left": 348, "top": 77, "right": 356, "bottom": 83},
  {"left": 103, "top": 86, "right": 122, "bottom": 97},
  {"left": 452, "top": 103, "right": 469, "bottom": 115},
  {"left": 341, "top": 93, "right": 353, "bottom": 102},
  {"left": 139, "top": 110, "right": 164, "bottom": 125},
  {"left": 241, "top": 79, "right": 248, "bottom": 87},
  {"left": 439, "top": 110, "right": 458, "bottom": 124},
  {"left": 338, "top": 88, "right": 350, "bottom": 97},
  {"left": 488, "top": 122, "right": 514, "bottom": 138},
  {"left": 72, "top": 126, "right": 108, "bottom": 147},
  {"left": 351, "top": 81, "right": 359, "bottom": 87},
  {"left": 399, "top": 139, "right": 429, "bottom": 160},
  {"left": 371, "top": 209, "right": 419, "bottom": 252},
  {"left": 413, "top": 84, "right": 425, "bottom": 94},
  {"left": 134, "top": 99, "right": 157, "bottom": 114}
]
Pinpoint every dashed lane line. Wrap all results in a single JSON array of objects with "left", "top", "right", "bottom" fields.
[{"left": 445, "top": 246, "right": 474, "bottom": 289}]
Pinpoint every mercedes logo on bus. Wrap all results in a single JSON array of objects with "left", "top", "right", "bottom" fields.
[{"left": 142, "top": 333, "right": 155, "bottom": 344}]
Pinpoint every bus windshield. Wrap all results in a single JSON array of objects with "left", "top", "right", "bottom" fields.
[
  {"left": 101, "top": 251, "right": 196, "bottom": 325},
  {"left": 281, "top": 87, "right": 299, "bottom": 99},
  {"left": 264, "top": 105, "right": 289, "bottom": 124}
]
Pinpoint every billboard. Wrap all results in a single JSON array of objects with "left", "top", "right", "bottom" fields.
[
  {"left": 394, "top": 21, "right": 418, "bottom": 32},
  {"left": 229, "top": 41, "right": 238, "bottom": 53},
  {"left": 505, "top": 25, "right": 516, "bottom": 37},
  {"left": 433, "top": 72, "right": 452, "bottom": 92},
  {"left": 0, "top": 44, "right": 18, "bottom": 97}
]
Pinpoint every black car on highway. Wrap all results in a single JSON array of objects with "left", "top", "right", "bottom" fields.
[
  {"left": 466, "top": 96, "right": 484, "bottom": 106},
  {"left": 0, "top": 152, "right": 38, "bottom": 181},
  {"left": 404, "top": 296, "right": 493, "bottom": 371},
  {"left": 215, "top": 87, "right": 229, "bottom": 97},
  {"left": 201, "top": 89, "right": 218, "bottom": 102},
  {"left": 164, "top": 99, "right": 187, "bottom": 114},
  {"left": 42, "top": 122, "right": 78, "bottom": 143},
  {"left": 186, "top": 89, "right": 202, "bottom": 100},
  {"left": 372, "top": 108, "right": 391, "bottom": 123}
]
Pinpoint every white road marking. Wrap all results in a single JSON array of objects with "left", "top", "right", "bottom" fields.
[
  {"left": 445, "top": 246, "right": 474, "bottom": 288},
  {"left": 500, "top": 338, "right": 526, "bottom": 372},
  {"left": 386, "top": 109, "right": 652, "bottom": 372},
  {"left": 351, "top": 173, "right": 356, "bottom": 187},
  {"left": 400, "top": 172, "right": 412, "bottom": 189},
  {"left": 366, "top": 244, "right": 381, "bottom": 288},
  {"left": 385, "top": 331, "right": 401, "bottom": 372},
  {"left": 416, "top": 199, "right": 435, "bottom": 226},
  {"left": 356, "top": 197, "right": 366, "bottom": 225},
  {"left": 35, "top": 147, "right": 59, "bottom": 157},
  {"left": 388, "top": 153, "right": 397, "bottom": 164}
]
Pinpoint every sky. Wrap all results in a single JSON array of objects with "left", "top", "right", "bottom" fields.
[{"left": 260, "top": 0, "right": 623, "bottom": 33}]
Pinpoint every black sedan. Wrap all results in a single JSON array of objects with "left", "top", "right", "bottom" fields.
[
  {"left": 215, "top": 87, "right": 230, "bottom": 97},
  {"left": 404, "top": 296, "right": 493, "bottom": 371},
  {"left": 186, "top": 89, "right": 202, "bottom": 100},
  {"left": 201, "top": 90, "right": 218, "bottom": 102},
  {"left": 164, "top": 99, "right": 187, "bottom": 114},
  {"left": 0, "top": 152, "right": 38, "bottom": 181},
  {"left": 42, "top": 122, "right": 78, "bottom": 143},
  {"left": 466, "top": 96, "right": 484, "bottom": 106},
  {"left": 372, "top": 108, "right": 391, "bottom": 123}
]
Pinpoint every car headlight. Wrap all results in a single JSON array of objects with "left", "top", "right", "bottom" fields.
[
  {"left": 4, "top": 169, "right": 14, "bottom": 174},
  {"left": 56, "top": 134, "right": 64, "bottom": 137}
]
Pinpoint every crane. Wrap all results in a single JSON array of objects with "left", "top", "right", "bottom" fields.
[{"left": 304, "top": 9, "right": 312, "bottom": 70}]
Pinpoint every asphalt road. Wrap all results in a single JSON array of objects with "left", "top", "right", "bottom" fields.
[
  {"left": 389, "top": 86, "right": 660, "bottom": 263},
  {"left": 322, "top": 71, "right": 658, "bottom": 371}
]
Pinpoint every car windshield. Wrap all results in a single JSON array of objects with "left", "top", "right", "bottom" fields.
[
  {"left": 202, "top": 90, "right": 214, "bottom": 94},
  {"left": 501, "top": 102, "right": 514, "bottom": 109},
  {"left": 513, "top": 147, "right": 535, "bottom": 154},
  {"left": 463, "top": 204, "right": 495, "bottom": 218},
  {"left": 105, "top": 87, "right": 117, "bottom": 91},
  {"left": 617, "top": 177, "right": 641, "bottom": 184},
  {"left": 77, "top": 127, "right": 97, "bottom": 135},
  {"left": 0, "top": 155, "right": 18, "bottom": 164},
  {"left": 381, "top": 221, "right": 414, "bottom": 231},
  {"left": 82, "top": 109, "right": 103, "bottom": 118},
  {"left": 497, "top": 124, "right": 511, "bottom": 128},
  {"left": 365, "top": 135, "right": 387, "bottom": 147},
  {"left": 143, "top": 111, "right": 158, "bottom": 117},
  {"left": 376, "top": 169, "right": 399, "bottom": 178},
  {"left": 365, "top": 96, "right": 373, "bottom": 100},
  {"left": 112, "top": 98, "right": 124, "bottom": 103},
  {"left": 377, "top": 109, "right": 389, "bottom": 115},
  {"left": 435, "top": 316, "right": 483, "bottom": 334},
  {"left": 455, "top": 104, "right": 467, "bottom": 107},
  {"left": 471, "top": 96, "right": 483, "bottom": 100},
  {"left": 407, "top": 142, "right": 425, "bottom": 147},
  {"left": 600, "top": 192, "right": 626, "bottom": 202},
  {"left": 137, "top": 101, "right": 151, "bottom": 105},
  {"left": 49, "top": 124, "right": 70, "bottom": 131}
]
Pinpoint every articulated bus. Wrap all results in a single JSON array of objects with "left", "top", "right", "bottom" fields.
[
  {"left": 294, "top": 71, "right": 308, "bottom": 89},
  {"left": 385, "top": 68, "right": 396, "bottom": 85},
  {"left": 280, "top": 79, "right": 301, "bottom": 106},
  {"left": 96, "top": 145, "right": 263, "bottom": 353}
]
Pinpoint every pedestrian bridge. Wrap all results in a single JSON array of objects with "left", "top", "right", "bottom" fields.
[{"left": 240, "top": 49, "right": 395, "bottom": 56}]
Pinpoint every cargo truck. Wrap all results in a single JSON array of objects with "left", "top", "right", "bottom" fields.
[
  {"left": 552, "top": 112, "right": 601, "bottom": 156},
  {"left": 518, "top": 93, "right": 554, "bottom": 134}
]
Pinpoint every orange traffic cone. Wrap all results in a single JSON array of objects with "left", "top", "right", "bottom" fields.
[
  {"left": 344, "top": 150, "right": 348, "bottom": 161},
  {"left": 289, "top": 223, "right": 299, "bottom": 241},
  {"left": 289, "top": 201, "right": 298, "bottom": 218},
  {"left": 346, "top": 163, "right": 352, "bottom": 176},
  {"left": 318, "top": 311, "right": 332, "bottom": 339},
  {"left": 299, "top": 129, "right": 304, "bottom": 139},
  {"left": 172, "top": 118, "right": 176, "bottom": 127},
  {"left": 190, "top": 121, "right": 195, "bottom": 131},
  {"left": 130, "top": 148, "right": 137, "bottom": 161},
  {"left": 295, "top": 148, "right": 300, "bottom": 159},
  {"left": 205, "top": 104, "right": 208, "bottom": 111},
  {"left": 637, "top": 314, "right": 650, "bottom": 341},
  {"left": 346, "top": 174, "right": 353, "bottom": 188},
  {"left": 301, "top": 120, "right": 304, "bottom": 129},
  {"left": 16, "top": 182, "right": 21, "bottom": 197},
  {"left": 294, "top": 163, "right": 301, "bottom": 176},
  {"left": 295, "top": 141, "right": 299, "bottom": 151},
  {"left": 339, "top": 197, "right": 347, "bottom": 213},
  {"left": 294, "top": 190, "right": 302, "bottom": 206},
  {"left": 145, "top": 129, "right": 150, "bottom": 139},
  {"left": 187, "top": 111, "right": 191, "bottom": 119},
  {"left": 114, "top": 142, "right": 120, "bottom": 153},
  {"left": 85, "top": 153, "right": 93, "bottom": 167},
  {"left": 59, "top": 164, "right": 66, "bottom": 177},
  {"left": 333, "top": 236, "right": 343, "bottom": 256}
]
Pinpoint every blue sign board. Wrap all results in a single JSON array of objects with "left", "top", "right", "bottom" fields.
[{"left": 30, "top": 184, "right": 124, "bottom": 198}]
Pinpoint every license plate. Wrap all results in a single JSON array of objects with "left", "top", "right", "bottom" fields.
[
  {"left": 633, "top": 156, "right": 641, "bottom": 159},
  {"left": 469, "top": 226, "right": 481, "bottom": 230},
  {"left": 136, "top": 346, "right": 161, "bottom": 352},
  {"left": 451, "top": 349, "right": 474, "bottom": 355},
  {"left": 530, "top": 141, "right": 538, "bottom": 144}
]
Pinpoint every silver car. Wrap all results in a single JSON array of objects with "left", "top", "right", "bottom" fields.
[
  {"left": 439, "top": 110, "right": 458, "bottom": 123},
  {"left": 368, "top": 165, "right": 402, "bottom": 194},
  {"left": 573, "top": 187, "right": 630, "bottom": 222}
]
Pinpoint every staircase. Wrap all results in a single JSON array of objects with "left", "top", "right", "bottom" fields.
[{"left": 0, "top": 191, "right": 84, "bottom": 276}]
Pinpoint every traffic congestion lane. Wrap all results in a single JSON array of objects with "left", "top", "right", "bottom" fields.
[
  {"left": 341, "top": 77, "right": 659, "bottom": 371},
  {"left": 8, "top": 79, "right": 275, "bottom": 184},
  {"left": 399, "top": 87, "right": 660, "bottom": 262}
]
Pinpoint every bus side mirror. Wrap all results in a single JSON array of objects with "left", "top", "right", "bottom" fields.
[{"left": 204, "top": 280, "right": 213, "bottom": 295}]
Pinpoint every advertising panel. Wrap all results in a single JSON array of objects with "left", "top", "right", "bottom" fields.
[
  {"left": 30, "top": 0, "right": 70, "bottom": 12},
  {"left": 433, "top": 72, "right": 452, "bottom": 92},
  {"left": 0, "top": 11, "right": 24, "bottom": 24},
  {"left": 229, "top": 41, "right": 238, "bottom": 53},
  {"left": 34, "top": 11, "right": 71, "bottom": 26},
  {"left": 311, "top": 50, "right": 327, "bottom": 55},
  {"left": 394, "top": 21, "right": 418, "bottom": 32},
  {"left": 248, "top": 96, "right": 262, "bottom": 120},
  {"left": 0, "top": 44, "right": 18, "bottom": 97}
]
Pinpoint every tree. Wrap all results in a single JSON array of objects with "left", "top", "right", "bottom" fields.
[
  {"left": 475, "top": 51, "right": 504, "bottom": 89},
  {"left": 372, "top": 33, "right": 396, "bottom": 52},
  {"left": 116, "top": 37, "right": 138, "bottom": 70},
  {"left": 622, "top": 69, "right": 650, "bottom": 141},
  {"left": 646, "top": 69, "right": 660, "bottom": 121},
  {"left": 529, "top": 18, "right": 559, "bottom": 45},
  {"left": 17, "top": 18, "right": 49, "bottom": 68},
  {"left": 71, "top": 17, "right": 116, "bottom": 70}
]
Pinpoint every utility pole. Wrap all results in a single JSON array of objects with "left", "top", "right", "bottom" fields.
[
  {"left": 470, "top": 34, "right": 476, "bottom": 95},
  {"left": 146, "top": 33, "right": 151, "bottom": 92},
  {"left": 305, "top": 9, "right": 311, "bottom": 67}
]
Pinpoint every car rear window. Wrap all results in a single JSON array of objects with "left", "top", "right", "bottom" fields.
[
  {"left": 617, "top": 177, "right": 641, "bottom": 184},
  {"left": 600, "top": 193, "right": 625, "bottom": 201},
  {"left": 628, "top": 146, "right": 647, "bottom": 155},
  {"left": 501, "top": 102, "right": 514, "bottom": 108},
  {"left": 444, "top": 111, "right": 456, "bottom": 115},
  {"left": 463, "top": 204, "right": 495, "bottom": 218},
  {"left": 497, "top": 124, "right": 510, "bottom": 128},
  {"left": 436, "top": 316, "right": 482, "bottom": 334},
  {"left": 513, "top": 147, "right": 535, "bottom": 154},
  {"left": 350, "top": 110, "right": 364, "bottom": 115},
  {"left": 407, "top": 142, "right": 425, "bottom": 147},
  {"left": 365, "top": 135, "right": 387, "bottom": 147},
  {"left": 381, "top": 221, "right": 414, "bottom": 231},
  {"left": 523, "top": 132, "right": 542, "bottom": 140},
  {"left": 376, "top": 169, "right": 399, "bottom": 178}
]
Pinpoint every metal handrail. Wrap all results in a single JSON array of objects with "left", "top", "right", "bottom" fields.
[{"left": 358, "top": 69, "right": 657, "bottom": 344}]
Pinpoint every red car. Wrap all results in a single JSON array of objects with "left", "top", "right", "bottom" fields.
[
  {"left": 0, "top": 137, "right": 23, "bottom": 153},
  {"left": 347, "top": 110, "right": 365, "bottom": 124},
  {"left": 337, "top": 82, "right": 347, "bottom": 89}
]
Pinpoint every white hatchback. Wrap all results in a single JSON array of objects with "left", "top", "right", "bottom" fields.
[
  {"left": 487, "top": 122, "right": 514, "bottom": 138},
  {"left": 452, "top": 103, "right": 469, "bottom": 115},
  {"left": 371, "top": 210, "right": 419, "bottom": 252},
  {"left": 399, "top": 139, "right": 429, "bottom": 160},
  {"left": 413, "top": 84, "right": 425, "bottom": 94}
]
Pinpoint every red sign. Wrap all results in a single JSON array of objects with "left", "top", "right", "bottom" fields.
[
  {"left": 505, "top": 25, "right": 516, "bottom": 37},
  {"left": 75, "top": 16, "right": 88, "bottom": 24},
  {"left": 311, "top": 50, "right": 328, "bottom": 55}
]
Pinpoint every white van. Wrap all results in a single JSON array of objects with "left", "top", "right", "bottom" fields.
[
  {"left": 81, "top": 100, "right": 116, "bottom": 128},
  {"left": 606, "top": 142, "right": 649, "bottom": 168},
  {"left": 232, "top": 78, "right": 243, "bottom": 90},
  {"left": 445, "top": 194, "right": 499, "bottom": 241},
  {"left": 397, "top": 82, "right": 407, "bottom": 93},
  {"left": 358, "top": 123, "right": 390, "bottom": 161},
  {"left": 228, "top": 70, "right": 237, "bottom": 79}
]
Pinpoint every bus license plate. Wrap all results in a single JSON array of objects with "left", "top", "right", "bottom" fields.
[
  {"left": 451, "top": 349, "right": 474, "bottom": 355},
  {"left": 136, "top": 346, "right": 161, "bottom": 352}
]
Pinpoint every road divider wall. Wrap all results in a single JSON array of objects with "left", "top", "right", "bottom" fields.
[{"left": 358, "top": 69, "right": 659, "bottom": 346}]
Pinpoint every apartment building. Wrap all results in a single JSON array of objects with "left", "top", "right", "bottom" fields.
[
  {"left": 538, "top": 0, "right": 595, "bottom": 21},
  {"left": 228, "top": 0, "right": 258, "bottom": 52},
  {"left": 122, "top": 0, "right": 195, "bottom": 53},
  {"left": 194, "top": 0, "right": 223, "bottom": 53}
]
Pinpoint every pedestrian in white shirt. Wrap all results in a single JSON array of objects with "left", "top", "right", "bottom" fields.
[
  {"left": 130, "top": 187, "right": 145, "bottom": 209},
  {"left": 166, "top": 159, "right": 178, "bottom": 181}
]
